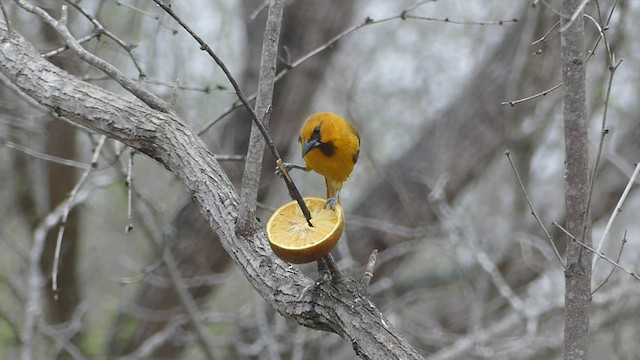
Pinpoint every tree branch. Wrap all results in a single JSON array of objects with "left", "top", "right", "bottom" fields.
[
  {"left": 0, "top": 21, "right": 422, "bottom": 360},
  {"left": 13, "top": 0, "right": 170, "bottom": 113},
  {"left": 237, "top": 0, "right": 285, "bottom": 230}
]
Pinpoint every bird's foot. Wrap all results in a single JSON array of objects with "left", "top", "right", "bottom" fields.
[
  {"left": 275, "top": 162, "right": 297, "bottom": 178},
  {"left": 324, "top": 196, "right": 339, "bottom": 210}
]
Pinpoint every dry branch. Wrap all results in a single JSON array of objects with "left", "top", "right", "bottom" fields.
[{"left": 0, "top": 20, "right": 422, "bottom": 360}]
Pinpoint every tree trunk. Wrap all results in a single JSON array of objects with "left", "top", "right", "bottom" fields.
[{"left": 561, "top": 1, "right": 592, "bottom": 359}]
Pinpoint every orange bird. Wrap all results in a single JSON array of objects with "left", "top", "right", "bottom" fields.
[{"left": 282, "top": 112, "right": 360, "bottom": 209}]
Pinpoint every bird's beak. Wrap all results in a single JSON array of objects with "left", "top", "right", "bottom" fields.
[{"left": 302, "top": 139, "right": 320, "bottom": 157}]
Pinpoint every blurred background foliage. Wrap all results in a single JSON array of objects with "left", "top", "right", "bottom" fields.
[{"left": 1, "top": 0, "right": 640, "bottom": 359}]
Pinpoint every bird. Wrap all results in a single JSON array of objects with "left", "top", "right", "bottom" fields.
[{"left": 280, "top": 112, "right": 360, "bottom": 210}]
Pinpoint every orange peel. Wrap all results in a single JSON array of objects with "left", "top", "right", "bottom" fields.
[{"left": 266, "top": 197, "right": 344, "bottom": 264}]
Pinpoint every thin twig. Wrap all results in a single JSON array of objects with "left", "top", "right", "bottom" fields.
[
  {"left": 539, "top": 0, "right": 566, "bottom": 18},
  {"left": 531, "top": 20, "right": 560, "bottom": 45},
  {"left": 505, "top": 150, "right": 565, "bottom": 267},
  {"left": 503, "top": 8, "right": 617, "bottom": 107},
  {"left": 198, "top": 10, "right": 518, "bottom": 134},
  {"left": 194, "top": 15, "right": 401, "bottom": 136},
  {"left": 213, "top": 154, "right": 244, "bottom": 161},
  {"left": 125, "top": 149, "right": 134, "bottom": 233},
  {"left": 142, "top": 77, "right": 226, "bottom": 93},
  {"left": 0, "top": 307, "right": 21, "bottom": 344},
  {"left": 1, "top": 140, "right": 91, "bottom": 169},
  {"left": 592, "top": 0, "right": 619, "bottom": 69},
  {"left": 150, "top": 0, "right": 275, "bottom": 160},
  {"left": 237, "top": 0, "right": 285, "bottom": 230},
  {"left": 559, "top": 0, "right": 590, "bottom": 32},
  {"left": 161, "top": 244, "right": 217, "bottom": 360},
  {"left": 63, "top": 0, "right": 146, "bottom": 76},
  {"left": 13, "top": 0, "right": 170, "bottom": 112},
  {"left": 43, "top": 32, "right": 99, "bottom": 58},
  {"left": 0, "top": 0, "right": 13, "bottom": 36},
  {"left": 593, "top": 161, "right": 640, "bottom": 268},
  {"left": 248, "top": 0, "right": 268, "bottom": 21},
  {"left": 402, "top": 14, "right": 518, "bottom": 26},
  {"left": 52, "top": 135, "right": 106, "bottom": 298},
  {"left": 23, "top": 184, "right": 91, "bottom": 360},
  {"left": 553, "top": 222, "right": 640, "bottom": 282},
  {"left": 581, "top": 58, "right": 623, "bottom": 254},
  {"left": 592, "top": 231, "right": 627, "bottom": 294},
  {"left": 361, "top": 249, "right": 378, "bottom": 287},
  {"left": 120, "top": 315, "right": 189, "bottom": 360},
  {"left": 501, "top": 82, "right": 563, "bottom": 107},
  {"left": 476, "top": 250, "right": 525, "bottom": 315},
  {"left": 151, "top": 0, "right": 312, "bottom": 224},
  {"left": 404, "top": 0, "right": 438, "bottom": 13},
  {"left": 38, "top": 303, "right": 88, "bottom": 360},
  {"left": 255, "top": 298, "right": 281, "bottom": 360}
]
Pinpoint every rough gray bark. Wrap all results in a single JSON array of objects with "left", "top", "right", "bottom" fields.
[
  {"left": 0, "top": 20, "right": 422, "bottom": 360},
  {"left": 561, "top": 1, "right": 592, "bottom": 359}
]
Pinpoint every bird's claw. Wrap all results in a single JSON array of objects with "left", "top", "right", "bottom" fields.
[
  {"left": 275, "top": 163, "right": 296, "bottom": 178},
  {"left": 324, "top": 196, "right": 339, "bottom": 210}
]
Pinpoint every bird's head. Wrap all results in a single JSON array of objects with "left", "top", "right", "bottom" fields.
[{"left": 298, "top": 112, "right": 338, "bottom": 158}]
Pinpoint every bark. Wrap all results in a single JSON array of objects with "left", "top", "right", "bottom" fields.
[
  {"left": 561, "top": 1, "right": 592, "bottom": 359},
  {"left": 0, "top": 18, "right": 421, "bottom": 360}
]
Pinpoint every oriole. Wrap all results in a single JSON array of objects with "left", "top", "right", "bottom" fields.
[{"left": 281, "top": 112, "right": 360, "bottom": 209}]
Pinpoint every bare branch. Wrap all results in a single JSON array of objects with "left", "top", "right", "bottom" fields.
[
  {"left": 23, "top": 183, "right": 90, "bottom": 360},
  {"left": 1, "top": 140, "right": 90, "bottom": 169},
  {"left": 554, "top": 222, "right": 640, "bottom": 282},
  {"left": 237, "top": 0, "right": 285, "bottom": 229},
  {"left": 361, "top": 249, "right": 378, "bottom": 287},
  {"left": 12, "top": 0, "right": 170, "bottom": 112},
  {"left": 505, "top": 150, "right": 564, "bottom": 267},
  {"left": 0, "top": 0, "right": 13, "bottom": 36},
  {"left": 161, "top": 245, "right": 218, "bottom": 360},
  {"left": 120, "top": 315, "right": 189, "bottom": 360},
  {"left": 475, "top": 250, "right": 525, "bottom": 315},
  {"left": 588, "top": 59, "right": 625, "bottom": 267},
  {"left": 38, "top": 303, "right": 88, "bottom": 360},
  {"left": 559, "top": 0, "right": 590, "bottom": 32},
  {"left": 592, "top": 232, "right": 627, "bottom": 294},
  {"left": 62, "top": 0, "right": 145, "bottom": 77},
  {"left": 0, "top": 17, "right": 424, "bottom": 360},
  {"left": 531, "top": 20, "right": 560, "bottom": 45},
  {"left": 593, "top": 162, "right": 640, "bottom": 268},
  {"left": 51, "top": 135, "right": 106, "bottom": 298},
  {"left": 43, "top": 32, "right": 100, "bottom": 58},
  {"left": 501, "top": 82, "right": 563, "bottom": 107},
  {"left": 149, "top": 0, "right": 312, "bottom": 224},
  {"left": 402, "top": 14, "right": 518, "bottom": 26},
  {"left": 503, "top": 9, "right": 617, "bottom": 108},
  {"left": 125, "top": 149, "right": 134, "bottom": 233}
]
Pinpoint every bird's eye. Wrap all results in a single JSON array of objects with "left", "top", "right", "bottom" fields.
[{"left": 312, "top": 126, "right": 321, "bottom": 137}]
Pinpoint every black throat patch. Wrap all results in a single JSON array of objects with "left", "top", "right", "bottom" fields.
[{"left": 318, "top": 141, "right": 335, "bottom": 157}]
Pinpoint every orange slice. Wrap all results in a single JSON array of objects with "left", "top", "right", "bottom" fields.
[{"left": 266, "top": 197, "right": 344, "bottom": 264}]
